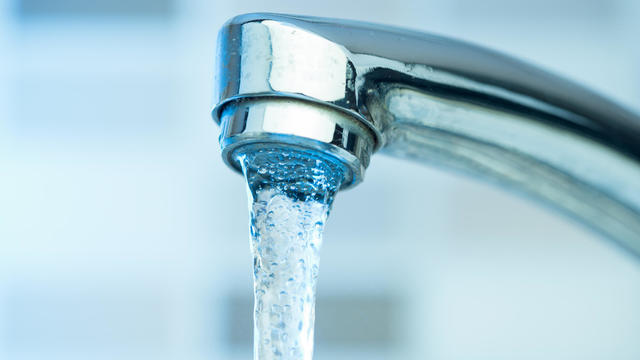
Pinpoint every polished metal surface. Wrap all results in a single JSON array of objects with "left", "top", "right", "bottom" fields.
[
  {"left": 213, "top": 13, "right": 640, "bottom": 256},
  {"left": 218, "top": 99, "right": 374, "bottom": 187}
]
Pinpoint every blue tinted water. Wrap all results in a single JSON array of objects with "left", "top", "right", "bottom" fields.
[{"left": 235, "top": 145, "right": 345, "bottom": 360}]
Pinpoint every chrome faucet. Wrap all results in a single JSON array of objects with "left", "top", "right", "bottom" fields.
[{"left": 212, "top": 13, "right": 640, "bottom": 257}]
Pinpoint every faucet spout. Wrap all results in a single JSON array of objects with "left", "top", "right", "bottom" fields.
[{"left": 212, "top": 13, "right": 640, "bottom": 256}]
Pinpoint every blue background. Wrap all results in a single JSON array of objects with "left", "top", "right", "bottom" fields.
[{"left": 1, "top": 0, "right": 639, "bottom": 359}]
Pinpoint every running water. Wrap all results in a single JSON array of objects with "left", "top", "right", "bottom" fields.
[{"left": 235, "top": 145, "right": 345, "bottom": 360}]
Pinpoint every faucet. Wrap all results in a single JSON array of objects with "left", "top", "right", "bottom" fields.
[{"left": 212, "top": 13, "right": 640, "bottom": 257}]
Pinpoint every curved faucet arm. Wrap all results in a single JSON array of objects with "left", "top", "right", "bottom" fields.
[
  {"left": 213, "top": 13, "right": 640, "bottom": 257},
  {"left": 216, "top": 13, "right": 640, "bottom": 157}
]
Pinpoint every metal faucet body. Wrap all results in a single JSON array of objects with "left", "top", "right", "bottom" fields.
[{"left": 213, "top": 13, "right": 640, "bottom": 256}]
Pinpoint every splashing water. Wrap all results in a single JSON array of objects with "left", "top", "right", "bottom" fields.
[{"left": 235, "top": 144, "right": 345, "bottom": 360}]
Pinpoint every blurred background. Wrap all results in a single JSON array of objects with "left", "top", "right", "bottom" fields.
[{"left": 1, "top": 0, "right": 640, "bottom": 359}]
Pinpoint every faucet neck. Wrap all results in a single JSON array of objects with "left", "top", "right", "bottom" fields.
[{"left": 214, "top": 13, "right": 640, "bottom": 257}]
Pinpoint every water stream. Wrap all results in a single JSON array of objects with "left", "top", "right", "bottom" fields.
[{"left": 235, "top": 144, "right": 346, "bottom": 360}]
